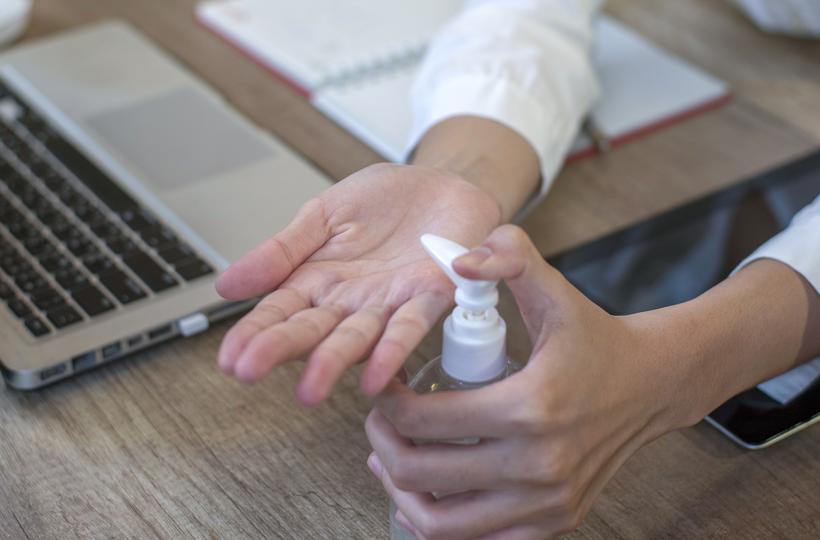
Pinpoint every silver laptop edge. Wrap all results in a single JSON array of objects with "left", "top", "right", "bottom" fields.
[{"left": 0, "top": 21, "right": 333, "bottom": 389}]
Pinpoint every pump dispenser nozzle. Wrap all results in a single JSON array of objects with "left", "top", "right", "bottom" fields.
[
  {"left": 420, "top": 234, "right": 499, "bottom": 314},
  {"left": 421, "top": 234, "right": 507, "bottom": 383}
]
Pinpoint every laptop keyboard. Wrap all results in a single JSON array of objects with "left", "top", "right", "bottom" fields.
[{"left": 0, "top": 81, "right": 214, "bottom": 339}]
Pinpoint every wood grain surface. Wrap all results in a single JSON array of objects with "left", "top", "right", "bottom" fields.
[{"left": 1, "top": 0, "right": 818, "bottom": 538}]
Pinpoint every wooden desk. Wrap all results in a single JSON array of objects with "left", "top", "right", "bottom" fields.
[{"left": 1, "top": 0, "right": 818, "bottom": 538}]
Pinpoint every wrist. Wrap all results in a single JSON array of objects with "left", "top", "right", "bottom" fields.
[
  {"left": 410, "top": 116, "right": 541, "bottom": 222},
  {"left": 404, "top": 163, "right": 503, "bottom": 230},
  {"left": 410, "top": 162, "right": 505, "bottom": 227},
  {"left": 624, "top": 259, "right": 820, "bottom": 431},
  {"left": 619, "top": 311, "right": 704, "bottom": 434}
]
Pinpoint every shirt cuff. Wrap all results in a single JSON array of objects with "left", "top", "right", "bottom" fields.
[
  {"left": 732, "top": 196, "right": 820, "bottom": 293},
  {"left": 405, "top": 73, "right": 588, "bottom": 222}
]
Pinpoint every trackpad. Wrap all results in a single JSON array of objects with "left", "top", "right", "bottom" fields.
[{"left": 85, "top": 88, "right": 270, "bottom": 190}]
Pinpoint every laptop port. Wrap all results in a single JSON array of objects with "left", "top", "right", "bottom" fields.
[
  {"left": 72, "top": 351, "right": 96, "bottom": 372},
  {"left": 102, "top": 342, "right": 121, "bottom": 360},
  {"left": 148, "top": 324, "right": 173, "bottom": 341},
  {"left": 127, "top": 335, "right": 144, "bottom": 348},
  {"left": 40, "top": 363, "right": 67, "bottom": 381}
]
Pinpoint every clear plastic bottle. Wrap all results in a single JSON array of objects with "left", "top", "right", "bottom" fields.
[
  {"left": 408, "top": 353, "right": 524, "bottom": 396},
  {"left": 389, "top": 234, "right": 524, "bottom": 539},
  {"left": 389, "top": 355, "right": 523, "bottom": 539}
]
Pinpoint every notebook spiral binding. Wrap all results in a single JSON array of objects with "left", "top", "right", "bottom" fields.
[{"left": 315, "top": 41, "right": 428, "bottom": 90}]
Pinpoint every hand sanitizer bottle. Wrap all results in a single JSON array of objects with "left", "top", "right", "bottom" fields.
[{"left": 390, "top": 234, "right": 523, "bottom": 540}]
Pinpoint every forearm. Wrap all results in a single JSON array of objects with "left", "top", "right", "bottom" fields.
[
  {"left": 407, "top": 2, "right": 602, "bottom": 222},
  {"left": 410, "top": 116, "right": 541, "bottom": 222},
  {"left": 632, "top": 259, "right": 820, "bottom": 429}
]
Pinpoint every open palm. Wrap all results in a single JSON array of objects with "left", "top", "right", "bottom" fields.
[{"left": 216, "top": 163, "right": 501, "bottom": 404}]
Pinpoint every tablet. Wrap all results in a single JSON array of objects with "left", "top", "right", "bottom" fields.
[{"left": 548, "top": 150, "right": 820, "bottom": 449}]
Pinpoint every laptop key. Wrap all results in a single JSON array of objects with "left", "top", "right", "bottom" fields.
[
  {"left": 0, "top": 206, "right": 23, "bottom": 226},
  {"left": 122, "top": 251, "right": 178, "bottom": 292},
  {"left": 82, "top": 253, "right": 115, "bottom": 275},
  {"left": 18, "top": 184, "right": 41, "bottom": 207},
  {"left": 174, "top": 257, "right": 214, "bottom": 282},
  {"left": 26, "top": 155, "right": 51, "bottom": 176},
  {"left": 139, "top": 225, "right": 176, "bottom": 250},
  {"left": 45, "top": 304, "right": 83, "bottom": 328},
  {"left": 99, "top": 226, "right": 127, "bottom": 243},
  {"left": 22, "top": 232, "right": 49, "bottom": 256},
  {"left": 85, "top": 209, "right": 109, "bottom": 229},
  {"left": 15, "top": 274, "right": 47, "bottom": 295},
  {"left": 120, "top": 208, "right": 156, "bottom": 232},
  {"left": 31, "top": 198, "right": 58, "bottom": 221},
  {"left": 71, "top": 284, "right": 115, "bottom": 316},
  {"left": 0, "top": 252, "right": 24, "bottom": 273},
  {"left": 45, "top": 137, "right": 139, "bottom": 214},
  {"left": 106, "top": 237, "right": 139, "bottom": 256},
  {"left": 55, "top": 184, "right": 80, "bottom": 205},
  {"left": 54, "top": 267, "right": 88, "bottom": 291},
  {"left": 5, "top": 220, "right": 29, "bottom": 237},
  {"left": 71, "top": 200, "right": 96, "bottom": 221},
  {"left": 99, "top": 269, "right": 147, "bottom": 304},
  {"left": 27, "top": 243, "right": 54, "bottom": 260},
  {"left": 6, "top": 295, "right": 31, "bottom": 318},
  {"left": 39, "top": 169, "right": 65, "bottom": 191},
  {"left": 32, "top": 243, "right": 55, "bottom": 262},
  {"left": 90, "top": 221, "right": 120, "bottom": 239},
  {"left": 8, "top": 257, "right": 34, "bottom": 275},
  {"left": 50, "top": 219, "right": 77, "bottom": 241},
  {"left": 40, "top": 253, "right": 72, "bottom": 273},
  {"left": 65, "top": 235, "right": 95, "bottom": 257},
  {"left": 157, "top": 243, "right": 194, "bottom": 265},
  {"left": 29, "top": 287, "right": 66, "bottom": 311},
  {"left": 0, "top": 279, "right": 13, "bottom": 300},
  {"left": 3, "top": 257, "right": 30, "bottom": 277},
  {"left": 23, "top": 315, "right": 50, "bottom": 337}
]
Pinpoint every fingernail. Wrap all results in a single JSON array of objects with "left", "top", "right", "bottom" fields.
[
  {"left": 395, "top": 511, "right": 416, "bottom": 533},
  {"left": 367, "top": 452, "right": 383, "bottom": 476},
  {"left": 456, "top": 246, "right": 492, "bottom": 267}
]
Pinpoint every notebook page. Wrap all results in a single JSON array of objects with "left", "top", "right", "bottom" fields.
[
  {"left": 587, "top": 18, "right": 728, "bottom": 140},
  {"left": 317, "top": 16, "right": 730, "bottom": 162},
  {"left": 198, "top": 0, "right": 462, "bottom": 90},
  {"left": 314, "top": 68, "right": 414, "bottom": 162}
]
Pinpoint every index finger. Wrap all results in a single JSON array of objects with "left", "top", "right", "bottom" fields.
[
  {"left": 215, "top": 198, "right": 330, "bottom": 300},
  {"left": 374, "top": 376, "right": 525, "bottom": 440}
]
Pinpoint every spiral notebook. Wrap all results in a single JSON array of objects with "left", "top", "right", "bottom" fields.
[{"left": 197, "top": 0, "right": 731, "bottom": 163}]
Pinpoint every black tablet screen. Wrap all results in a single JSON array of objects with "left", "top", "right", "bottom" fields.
[{"left": 548, "top": 150, "right": 820, "bottom": 447}]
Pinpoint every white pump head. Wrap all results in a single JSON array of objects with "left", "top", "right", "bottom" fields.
[
  {"left": 421, "top": 234, "right": 507, "bottom": 383},
  {"left": 420, "top": 234, "right": 499, "bottom": 312}
]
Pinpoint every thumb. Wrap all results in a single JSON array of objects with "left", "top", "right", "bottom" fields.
[
  {"left": 452, "top": 224, "right": 550, "bottom": 291},
  {"left": 453, "top": 225, "right": 569, "bottom": 343}
]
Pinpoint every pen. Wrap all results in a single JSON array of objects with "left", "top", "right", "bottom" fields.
[{"left": 583, "top": 116, "right": 610, "bottom": 154}]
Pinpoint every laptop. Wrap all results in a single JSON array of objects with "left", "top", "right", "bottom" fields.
[{"left": 0, "top": 21, "right": 333, "bottom": 389}]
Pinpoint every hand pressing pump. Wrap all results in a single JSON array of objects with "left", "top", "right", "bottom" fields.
[
  {"left": 389, "top": 234, "right": 523, "bottom": 539},
  {"left": 421, "top": 233, "right": 514, "bottom": 383}
]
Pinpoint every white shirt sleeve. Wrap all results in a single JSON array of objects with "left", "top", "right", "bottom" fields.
[
  {"left": 731, "top": 0, "right": 820, "bottom": 37},
  {"left": 734, "top": 195, "right": 820, "bottom": 293},
  {"left": 407, "top": 0, "right": 604, "bottom": 220}
]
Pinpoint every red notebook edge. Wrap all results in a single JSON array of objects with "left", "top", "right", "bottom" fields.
[
  {"left": 197, "top": 10, "right": 733, "bottom": 166},
  {"left": 565, "top": 92, "right": 734, "bottom": 165}
]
